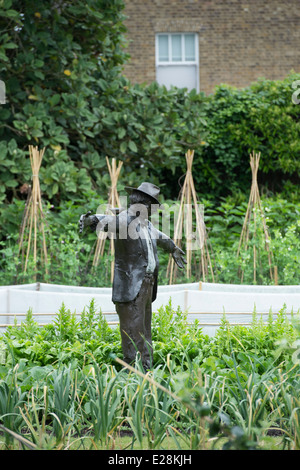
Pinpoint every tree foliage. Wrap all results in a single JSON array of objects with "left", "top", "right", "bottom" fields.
[
  {"left": 0, "top": 0, "right": 299, "bottom": 241},
  {"left": 0, "top": 0, "right": 208, "bottom": 209},
  {"left": 200, "top": 77, "right": 300, "bottom": 196},
  {"left": 0, "top": 0, "right": 129, "bottom": 203}
]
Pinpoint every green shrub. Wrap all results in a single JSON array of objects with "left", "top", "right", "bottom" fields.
[{"left": 1, "top": 0, "right": 299, "bottom": 217}]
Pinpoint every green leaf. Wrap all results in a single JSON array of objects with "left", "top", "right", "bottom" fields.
[
  {"left": 54, "top": 133, "right": 69, "bottom": 144},
  {"left": 0, "top": 108, "right": 10, "bottom": 120},
  {"left": 117, "top": 127, "right": 126, "bottom": 139},
  {"left": 120, "top": 141, "right": 127, "bottom": 153},
  {"left": 128, "top": 140, "right": 137, "bottom": 152},
  {"left": 5, "top": 179, "right": 18, "bottom": 187},
  {"left": 52, "top": 183, "right": 59, "bottom": 195},
  {"left": 99, "top": 79, "right": 107, "bottom": 91},
  {"left": 0, "top": 51, "right": 8, "bottom": 61},
  {"left": 2, "top": 42, "right": 18, "bottom": 49},
  {"left": 34, "top": 70, "right": 45, "bottom": 80},
  {"left": 49, "top": 94, "right": 61, "bottom": 106},
  {"left": 1, "top": 9, "right": 19, "bottom": 18}
]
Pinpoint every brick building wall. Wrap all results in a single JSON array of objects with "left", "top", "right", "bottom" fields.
[{"left": 122, "top": 0, "right": 300, "bottom": 94}]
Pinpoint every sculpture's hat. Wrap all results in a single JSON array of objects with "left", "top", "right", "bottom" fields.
[{"left": 124, "top": 182, "right": 160, "bottom": 205}]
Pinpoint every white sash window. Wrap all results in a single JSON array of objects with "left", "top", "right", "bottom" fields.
[{"left": 156, "top": 33, "right": 199, "bottom": 91}]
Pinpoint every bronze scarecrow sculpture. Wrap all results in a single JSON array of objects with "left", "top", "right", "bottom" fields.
[{"left": 79, "top": 182, "right": 186, "bottom": 369}]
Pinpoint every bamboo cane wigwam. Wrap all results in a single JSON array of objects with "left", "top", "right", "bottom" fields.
[
  {"left": 167, "top": 149, "right": 215, "bottom": 284},
  {"left": 237, "top": 151, "right": 275, "bottom": 284},
  {"left": 18, "top": 146, "right": 48, "bottom": 277},
  {"left": 92, "top": 157, "right": 123, "bottom": 282}
]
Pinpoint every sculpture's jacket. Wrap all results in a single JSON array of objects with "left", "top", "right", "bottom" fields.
[{"left": 90, "top": 210, "right": 176, "bottom": 303}]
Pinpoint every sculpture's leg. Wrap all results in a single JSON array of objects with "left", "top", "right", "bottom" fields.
[
  {"left": 143, "top": 274, "right": 154, "bottom": 369},
  {"left": 116, "top": 274, "right": 154, "bottom": 369}
]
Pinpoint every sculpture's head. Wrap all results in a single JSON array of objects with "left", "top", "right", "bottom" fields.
[{"left": 125, "top": 182, "right": 160, "bottom": 218}]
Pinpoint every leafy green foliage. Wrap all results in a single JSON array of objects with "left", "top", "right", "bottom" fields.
[
  {"left": 0, "top": 0, "right": 207, "bottom": 212},
  {"left": 198, "top": 75, "right": 300, "bottom": 197},
  {"left": 0, "top": 1, "right": 299, "bottom": 290},
  {"left": 0, "top": 299, "right": 300, "bottom": 449},
  {"left": 0, "top": 0, "right": 300, "bottom": 452},
  {"left": 1, "top": 0, "right": 299, "bottom": 218},
  {"left": 0, "top": 0, "right": 128, "bottom": 206},
  {"left": 1, "top": 298, "right": 297, "bottom": 371},
  {"left": 152, "top": 300, "right": 210, "bottom": 366},
  {"left": 205, "top": 194, "right": 300, "bottom": 286},
  {"left": 0, "top": 191, "right": 298, "bottom": 287}
]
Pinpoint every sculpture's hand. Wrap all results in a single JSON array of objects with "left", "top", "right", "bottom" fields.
[
  {"left": 79, "top": 211, "right": 92, "bottom": 233},
  {"left": 172, "top": 246, "right": 187, "bottom": 269}
]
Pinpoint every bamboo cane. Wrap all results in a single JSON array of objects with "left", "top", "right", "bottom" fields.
[
  {"left": 166, "top": 166, "right": 188, "bottom": 284},
  {"left": 18, "top": 146, "right": 48, "bottom": 278},
  {"left": 92, "top": 157, "right": 123, "bottom": 283},
  {"left": 167, "top": 149, "right": 215, "bottom": 284},
  {"left": 237, "top": 151, "right": 274, "bottom": 283}
]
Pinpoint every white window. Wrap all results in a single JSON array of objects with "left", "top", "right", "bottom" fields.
[{"left": 156, "top": 33, "right": 199, "bottom": 92}]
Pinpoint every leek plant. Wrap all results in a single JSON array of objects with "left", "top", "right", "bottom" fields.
[
  {"left": 0, "top": 365, "right": 26, "bottom": 448},
  {"left": 273, "top": 366, "right": 300, "bottom": 450},
  {"left": 48, "top": 366, "right": 77, "bottom": 444},
  {"left": 216, "top": 353, "right": 279, "bottom": 443},
  {"left": 83, "top": 365, "right": 122, "bottom": 447}
]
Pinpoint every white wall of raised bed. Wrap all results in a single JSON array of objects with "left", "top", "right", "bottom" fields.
[{"left": 0, "top": 282, "right": 299, "bottom": 336}]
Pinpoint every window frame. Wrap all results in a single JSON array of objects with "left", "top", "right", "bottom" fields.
[{"left": 155, "top": 32, "right": 199, "bottom": 90}]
